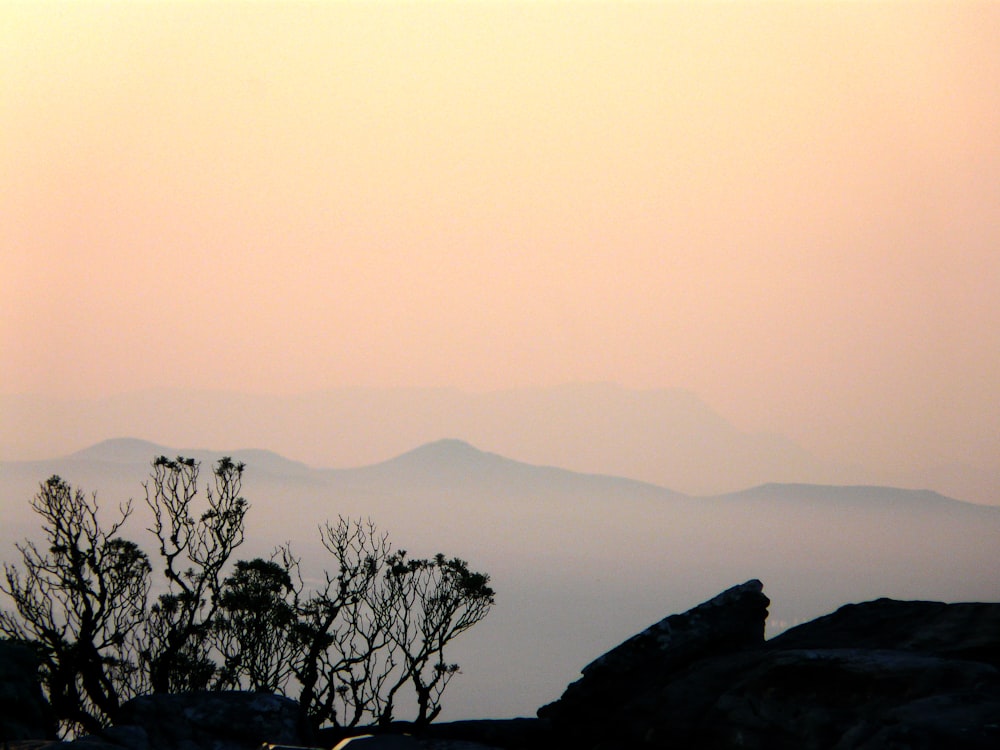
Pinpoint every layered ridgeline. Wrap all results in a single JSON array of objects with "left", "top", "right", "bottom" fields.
[
  {"left": 2, "top": 438, "right": 998, "bottom": 721},
  {"left": 13, "top": 384, "right": 996, "bottom": 501}
]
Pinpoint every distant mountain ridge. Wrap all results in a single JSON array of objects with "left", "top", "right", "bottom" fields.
[
  {"left": 67, "top": 437, "right": 315, "bottom": 478},
  {"left": 4, "top": 384, "right": 996, "bottom": 504},
  {"left": 5, "top": 436, "right": 987, "bottom": 512},
  {"left": 0, "top": 385, "right": 856, "bottom": 495},
  {"left": 2, "top": 435, "right": 998, "bottom": 722},
  {"left": 70, "top": 437, "right": 175, "bottom": 464},
  {"left": 717, "top": 482, "right": 982, "bottom": 513},
  {"left": 367, "top": 438, "right": 510, "bottom": 471},
  {"left": 330, "top": 438, "right": 686, "bottom": 499}
]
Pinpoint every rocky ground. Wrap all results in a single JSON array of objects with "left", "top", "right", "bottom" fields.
[{"left": 3, "top": 580, "right": 999, "bottom": 749}]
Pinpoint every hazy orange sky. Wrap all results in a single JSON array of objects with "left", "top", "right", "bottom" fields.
[{"left": 2, "top": 1, "right": 999, "bottom": 475}]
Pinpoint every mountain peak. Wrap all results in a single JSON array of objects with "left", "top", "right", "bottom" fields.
[
  {"left": 69, "top": 437, "right": 172, "bottom": 464},
  {"left": 383, "top": 439, "right": 500, "bottom": 468},
  {"left": 65, "top": 439, "right": 314, "bottom": 477},
  {"left": 331, "top": 438, "right": 522, "bottom": 487}
]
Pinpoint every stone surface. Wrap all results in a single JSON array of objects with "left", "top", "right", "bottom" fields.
[
  {"left": 417, "top": 718, "right": 549, "bottom": 750},
  {"left": 114, "top": 691, "right": 303, "bottom": 750},
  {"left": 767, "top": 597, "right": 1000, "bottom": 667},
  {"left": 333, "top": 735, "right": 422, "bottom": 750},
  {"left": 0, "top": 639, "right": 57, "bottom": 742},
  {"left": 537, "top": 579, "right": 770, "bottom": 745},
  {"left": 538, "top": 583, "right": 1000, "bottom": 749},
  {"left": 679, "top": 648, "right": 1000, "bottom": 749},
  {"left": 11, "top": 585, "right": 1000, "bottom": 750}
]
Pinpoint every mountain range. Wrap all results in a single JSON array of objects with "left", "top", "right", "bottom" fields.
[
  {"left": 5, "top": 385, "right": 996, "bottom": 505},
  {"left": 1, "top": 436, "right": 998, "bottom": 722}
]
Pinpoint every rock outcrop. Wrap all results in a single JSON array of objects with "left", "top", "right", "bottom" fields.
[
  {"left": 539, "top": 583, "right": 1000, "bottom": 750},
  {"left": 766, "top": 597, "right": 1000, "bottom": 666},
  {"left": 5, "top": 585, "right": 1000, "bottom": 750},
  {"left": 538, "top": 579, "right": 770, "bottom": 748},
  {"left": 4, "top": 692, "right": 304, "bottom": 750},
  {"left": 113, "top": 691, "right": 303, "bottom": 750},
  {"left": 0, "top": 639, "right": 57, "bottom": 742}
]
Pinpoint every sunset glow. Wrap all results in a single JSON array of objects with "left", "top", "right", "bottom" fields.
[{"left": 2, "top": 1, "right": 999, "bottom": 477}]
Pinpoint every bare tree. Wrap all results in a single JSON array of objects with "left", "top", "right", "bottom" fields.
[
  {"left": 0, "top": 477, "right": 150, "bottom": 735},
  {"left": 2, "top": 462, "right": 494, "bottom": 737},
  {"left": 142, "top": 456, "right": 248, "bottom": 693},
  {"left": 287, "top": 519, "right": 495, "bottom": 730},
  {"left": 378, "top": 552, "right": 495, "bottom": 726},
  {"left": 289, "top": 517, "right": 394, "bottom": 730}
]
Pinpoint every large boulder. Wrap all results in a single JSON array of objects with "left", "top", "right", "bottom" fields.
[
  {"left": 767, "top": 597, "right": 1000, "bottom": 666},
  {"left": 699, "top": 647, "right": 1000, "bottom": 749},
  {"left": 537, "top": 584, "right": 1000, "bottom": 749},
  {"left": 538, "top": 579, "right": 769, "bottom": 747},
  {"left": 332, "top": 735, "right": 422, "bottom": 750},
  {"left": 416, "top": 718, "right": 551, "bottom": 750},
  {"left": 722, "top": 597, "right": 1000, "bottom": 750},
  {"left": 0, "top": 640, "right": 57, "bottom": 742},
  {"left": 113, "top": 691, "right": 303, "bottom": 750}
]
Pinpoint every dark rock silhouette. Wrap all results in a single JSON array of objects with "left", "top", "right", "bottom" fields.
[
  {"left": 115, "top": 692, "right": 302, "bottom": 750},
  {"left": 767, "top": 597, "right": 1000, "bottom": 666},
  {"left": 537, "top": 579, "right": 771, "bottom": 747},
  {"left": 6, "top": 583, "right": 1000, "bottom": 749},
  {"left": 5, "top": 692, "right": 302, "bottom": 750},
  {"left": 0, "top": 640, "right": 57, "bottom": 742},
  {"left": 331, "top": 735, "right": 422, "bottom": 750},
  {"left": 539, "top": 583, "right": 1000, "bottom": 749}
]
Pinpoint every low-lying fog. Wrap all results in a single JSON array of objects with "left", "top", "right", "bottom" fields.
[{"left": 2, "top": 438, "right": 998, "bottom": 721}]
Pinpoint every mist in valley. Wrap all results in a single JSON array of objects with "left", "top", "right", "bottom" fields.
[{"left": 3, "top": 435, "right": 997, "bottom": 721}]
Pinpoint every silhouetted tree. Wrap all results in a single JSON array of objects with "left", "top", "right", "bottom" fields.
[
  {"left": 0, "top": 457, "right": 247, "bottom": 732},
  {"left": 142, "top": 456, "right": 248, "bottom": 693},
  {"left": 287, "top": 520, "right": 495, "bottom": 729},
  {"left": 213, "top": 550, "right": 299, "bottom": 692},
  {"left": 1, "top": 459, "right": 494, "bottom": 737},
  {"left": 379, "top": 552, "right": 495, "bottom": 726},
  {"left": 0, "top": 477, "right": 151, "bottom": 735}
]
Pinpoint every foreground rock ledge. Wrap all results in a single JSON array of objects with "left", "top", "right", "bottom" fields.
[
  {"left": 539, "top": 580, "right": 1000, "bottom": 750},
  {"left": 538, "top": 579, "right": 772, "bottom": 747},
  {"left": 0, "top": 640, "right": 57, "bottom": 741},
  {"left": 5, "top": 580, "right": 1000, "bottom": 750}
]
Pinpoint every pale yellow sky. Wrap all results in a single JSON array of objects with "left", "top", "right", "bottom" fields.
[{"left": 2, "top": 1, "right": 999, "bottom": 473}]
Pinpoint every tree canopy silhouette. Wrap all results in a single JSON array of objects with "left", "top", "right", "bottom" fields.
[{"left": 0, "top": 456, "right": 494, "bottom": 737}]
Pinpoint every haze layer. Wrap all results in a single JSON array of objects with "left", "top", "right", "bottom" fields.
[{"left": 2, "top": 2, "right": 998, "bottom": 482}]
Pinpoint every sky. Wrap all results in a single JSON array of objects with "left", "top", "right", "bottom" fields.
[{"left": 2, "top": 1, "right": 999, "bottom": 476}]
